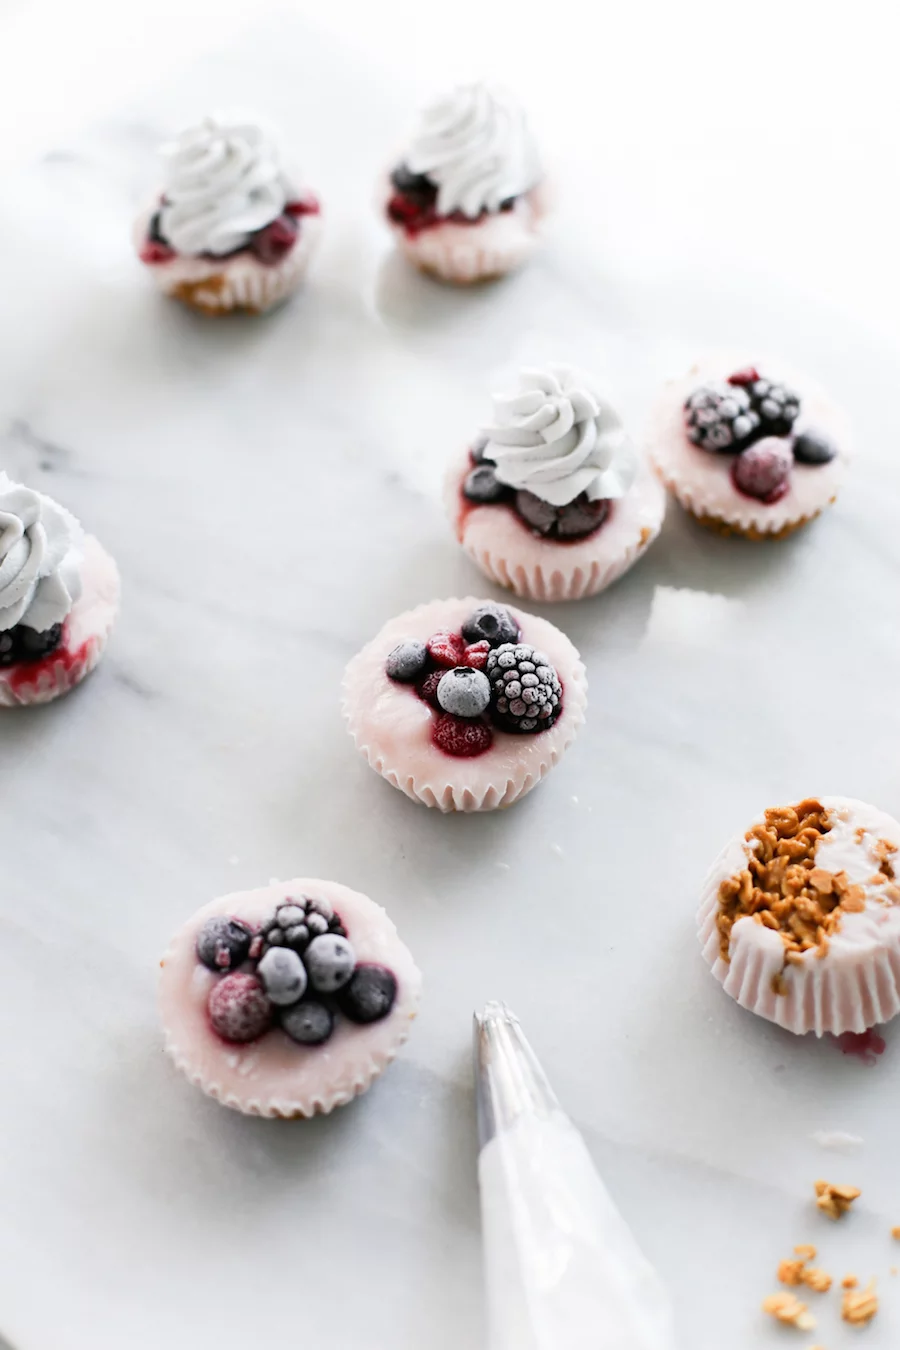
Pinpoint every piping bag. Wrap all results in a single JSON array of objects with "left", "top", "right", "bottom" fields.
[{"left": 474, "top": 1002, "right": 678, "bottom": 1350}]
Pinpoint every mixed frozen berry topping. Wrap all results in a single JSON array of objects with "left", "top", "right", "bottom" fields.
[
  {"left": 0, "top": 621, "right": 63, "bottom": 669},
  {"left": 196, "top": 898, "right": 396, "bottom": 1047},
  {"left": 682, "top": 367, "right": 837, "bottom": 503},
  {"left": 384, "top": 604, "right": 563, "bottom": 756},
  {"left": 140, "top": 195, "right": 319, "bottom": 267},
  {"left": 387, "top": 162, "right": 516, "bottom": 236},
  {"left": 462, "top": 450, "right": 612, "bottom": 541}
]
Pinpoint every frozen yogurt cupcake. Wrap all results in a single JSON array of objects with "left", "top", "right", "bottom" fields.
[
  {"left": 381, "top": 83, "right": 546, "bottom": 284},
  {"left": 0, "top": 474, "right": 119, "bottom": 707},
  {"left": 445, "top": 364, "right": 666, "bottom": 601},
  {"left": 648, "top": 358, "right": 849, "bottom": 539},
  {"left": 343, "top": 598, "right": 587, "bottom": 812},
  {"left": 698, "top": 797, "right": 900, "bottom": 1036},
  {"left": 160, "top": 878, "right": 422, "bottom": 1117},
  {"left": 135, "top": 113, "right": 322, "bottom": 314}
]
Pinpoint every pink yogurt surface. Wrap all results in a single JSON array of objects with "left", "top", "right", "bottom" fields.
[
  {"left": 0, "top": 534, "right": 120, "bottom": 707},
  {"left": 160, "top": 878, "right": 422, "bottom": 1118},
  {"left": 646, "top": 356, "right": 850, "bottom": 534},
  {"left": 343, "top": 597, "right": 587, "bottom": 812},
  {"left": 444, "top": 449, "right": 665, "bottom": 601}
]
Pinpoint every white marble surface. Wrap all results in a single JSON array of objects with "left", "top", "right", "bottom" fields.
[{"left": 1, "top": 6, "right": 900, "bottom": 1349}]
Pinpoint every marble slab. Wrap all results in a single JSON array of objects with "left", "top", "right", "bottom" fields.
[{"left": 1, "top": 10, "right": 899, "bottom": 1350}]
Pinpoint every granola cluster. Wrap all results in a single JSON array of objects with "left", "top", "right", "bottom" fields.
[
  {"left": 843, "top": 1279, "right": 878, "bottom": 1325},
  {"left": 815, "top": 1180, "right": 861, "bottom": 1220},
  {"left": 717, "top": 800, "right": 872, "bottom": 977}
]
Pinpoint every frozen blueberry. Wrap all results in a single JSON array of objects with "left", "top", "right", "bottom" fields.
[
  {"left": 339, "top": 964, "right": 398, "bottom": 1024},
  {"left": 461, "top": 603, "right": 520, "bottom": 649},
  {"left": 470, "top": 432, "right": 491, "bottom": 465},
  {"left": 389, "top": 164, "right": 438, "bottom": 208},
  {"left": 196, "top": 916, "right": 253, "bottom": 972},
  {"left": 436, "top": 667, "right": 491, "bottom": 718},
  {"left": 304, "top": 933, "right": 357, "bottom": 994},
  {"left": 208, "top": 973, "right": 272, "bottom": 1044},
  {"left": 793, "top": 429, "right": 838, "bottom": 465},
  {"left": 386, "top": 639, "right": 428, "bottom": 683},
  {"left": 281, "top": 1000, "right": 334, "bottom": 1046},
  {"left": 463, "top": 465, "right": 505, "bottom": 503},
  {"left": 258, "top": 946, "right": 308, "bottom": 1006}
]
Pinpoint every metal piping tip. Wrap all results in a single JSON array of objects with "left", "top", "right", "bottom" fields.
[{"left": 473, "top": 1001, "right": 561, "bottom": 1149}]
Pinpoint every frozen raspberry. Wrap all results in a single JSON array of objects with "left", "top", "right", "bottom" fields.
[
  {"left": 432, "top": 712, "right": 493, "bottom": 757},
  {"left": 427, "top": 630, "right": 468, "bottom": 668},
  {"left": 416, "top": 669, "right": 444, "bottom": 709},
  {"left": 139, "top": 240, "right": 176, "bottom": 264},
  {"left": 249, "top": 215, "right": 298, "bottom": 265},
  {"left": 463, "top": 640, "right": 490, "bottom": 670},
  {"left": 726, "top": 367, "right": 761, "bottom": 387},
  {"left": 208, "top": 973, "right": 272, "bottom": 1044},
  {"left": 731, "top": 437, "right": 793, "bottom": 502},
  {"left": 284, "top": 194, "right": 320, "bottom": 217}
]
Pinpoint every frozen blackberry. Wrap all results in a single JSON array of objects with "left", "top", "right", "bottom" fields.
[
  {"left": 196, "top": 916, "right": 253, "bottom": 972},
  {"left": 486, "top": 643, "right": 562, "bottom": 734},
  {"left": 461, "top": 603, "right": 520, "bottom": 648},
  {"left": 748, "top": 377, "right": 800, "bottom": 437},
  {"left": 683, "top": 383, "right": 760, "bottom": 453},
  {"left": 0, "top": 622, "right": 64, "bottom": 668},
  {"left": 261, "top": 897, "right": 343, "bottom": 956}
]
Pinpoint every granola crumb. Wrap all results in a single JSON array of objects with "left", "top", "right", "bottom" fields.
[
  {"left": 842, "top": 1278, "right": 878, "bottom": 1325},
  {"left": 803, "top": 1267, "right": 833, "bottom": 1294},
  {"left": 714, "top": 801, "right": 870, "bottom": 971},
  {"left": 779, "top": 1258, "right": 807, "bottom": 1286},
  {"left": 842, "top": 1275, "right": 858, "bottom": 1289},
  {"left": 814, "top": 1180, "right": 861, "bottom": 1220},
  {"left": 762, "top": 1291, "right": 816, "bottom": 1330},
  {"left": 892, "top": 1226, "right": 900, "bottom": 1240},
  {"left": 794, "top": 1244, "right": 818, "bottom": 1262}
]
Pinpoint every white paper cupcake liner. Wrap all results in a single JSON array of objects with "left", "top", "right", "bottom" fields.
[
  {"left": 0, "top": 535, "right": 120, "bottom": 708},
  {"left": 444, "top": 451, "right": 665, "bottom": 601},
  {"left": 647, "top": 355, "right": 850, "bottom": 539},
  {"left": 380, "top": 176, "right": 546, "bottom": 284},
  {"left": 160, "top": 878, "right": 422, "bottom": 1118},
  {"left": 134, "top": 208, "right": 322, "bottom": 314},
  {"left": 698, "top": 796, "right": 900, "bottom": 1036},
  {"left": 342, "top": 597, "right": 587, "bottom": 812}
]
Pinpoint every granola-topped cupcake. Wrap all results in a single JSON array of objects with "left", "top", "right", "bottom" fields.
[
  {"left": 343, "top": 598, "right": 587, "bottom": 812},
  {"left": 135, "top": 113, "right": 322, "bottom": 314},
  {"left": 381, "top": 83, "right": 546, "bottom": 285},
  {"left": 160, "top": 878, "right": 422, "bottom": 1117},
  {"left": 648, "top": 358, "right": 850, "bottom": 539},
  {"left": 698, "top": 797, "right": 900, "bottom": 1036},
  {"left": 0, "top": 474, "right": 119, "bottom": 706},
  {"left": 444, "top": 364, "right": 666, "bottom": 601}
]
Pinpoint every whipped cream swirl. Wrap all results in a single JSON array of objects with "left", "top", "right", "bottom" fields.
[
  {"left": 482, "top": 366, "right": 638, "bottom": 507},
  {"left": 158, "top": 114, "right": 290, "bottom": 257},
  {"left": 405, "top": 83, "right": 541, "bottom": 218},
  {"left": 0, "top": 474, "right": 83, "bottom": 632}
]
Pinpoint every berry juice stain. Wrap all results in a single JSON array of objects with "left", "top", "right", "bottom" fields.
[{"left": 835, "top": 1028, "right": 887, "bottom": 1065}]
